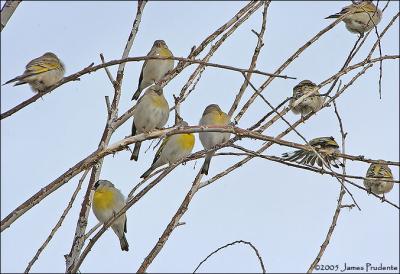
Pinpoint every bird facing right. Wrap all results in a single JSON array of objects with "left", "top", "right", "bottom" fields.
[
  {"left": 364, "top": 162, "right": 394, "bottom": 198},
  {"left": 92, "top": 180, "right": 129, "bottom": 251},
  {"left": 131, "top": 40, "right": 174, "bottom": 100},
  {"left": 199, "top": 104, "right": 231, "bottom": 175},
  {"left": 3, "top": 52, "right": 65, "bottom": 93},
  {"left": 325, "top": 1, "right": 382, "bottom": 35},
  {"left": 289, "top": 80, "right": 323, "bottom": 117}
]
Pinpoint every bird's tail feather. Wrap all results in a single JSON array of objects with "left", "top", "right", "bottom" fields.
[
  {"left": 130, "top": 142, "right": 141, "bottom": 161},
  {"left": 119, "top": 234, "right": 129, "bottom": 252},
  {"left": 201, "top": 153, "right": 213, "bottom": 175},
  {"left": 131, "top": 88, "right": 141, "bottom": 101},
  {"left": 3, "top": 76, "right": 24, "bottom": 86},
  {"left": 141, "top": 166, "right": 153, "bottom": 178},
  {"left": 325, "top": 14, "right": 340, "bottom": 19}
]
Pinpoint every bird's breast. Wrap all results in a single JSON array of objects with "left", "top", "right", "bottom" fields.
[
  {"left": 93, "top": 190, "right": 115, "bottom": 210},
  {"left": 177, "top": 134, "right": 195, "bottom": 151}
]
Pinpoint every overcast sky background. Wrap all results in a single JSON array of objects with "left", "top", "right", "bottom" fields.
[{"left": 1, "top": 1, "right": 399, "bottom": 273}]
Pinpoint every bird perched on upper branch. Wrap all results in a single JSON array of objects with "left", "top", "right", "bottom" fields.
[
  {"left": 199, "top": 104, "right": 231, "bottom": 175},
  {"left": 3, "top": 52, "right": 65, "bottom": 92},
  {"left": 325, "top": 1, "right": 382, "bottom": 35},
  {"left": 92, "top": 180, "right": 129, "bottom": 251},
  {"left": 282, "top": 136, "right": 344, "bottom": 169},
  {"left": 131, "top": 40, "right": 174, "bottom": 100},
  {"left": 289, "top": 80, "right": 323, "bottom": 117},
  {"left": 130, "top": 85, "right": 169, "bottom": 161}
]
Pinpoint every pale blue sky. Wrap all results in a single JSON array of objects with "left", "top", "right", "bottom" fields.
[{"left": 1, "top": 1, "right": 399, "bottom": 273}]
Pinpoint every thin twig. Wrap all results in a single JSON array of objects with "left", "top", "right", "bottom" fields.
[
  {"left": 228, "top": 1, "right": 270, "bottom": 117},
  {"left": 99, "top": 53, "right": 116, "bottom": 86},
  {"left": 193, "top": 240, "right": 266, "bottom": 273},
  {"left": 3, "top": 122, "right": 399, "bottom": 232},
  {"left": 1, "top": 0, "right": 22, "bottom": 31},
  {"left": 137, "top": 169, "right": 205, "bottom": 272},
  {"left": 1, "top": 56, "right": 294, "bottom": 120},
  {"left": 307, "top": 96, "right": 349, "bottom": 273},
  {"left": 65, "top": 1, "right": 147, "bottom": 271},
  {"left": 24, "top": 169, "right": 90, "bottom": 273},
  {"left": 243, "top": 73, "right": 361, "bottom": 210},
  {"left": 233, "top": 11, "right": 348, "bottom": 124}
]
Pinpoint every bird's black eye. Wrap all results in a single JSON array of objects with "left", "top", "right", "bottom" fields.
[{"left": 94, "top": 181, "right": 100, "bottom": 189}]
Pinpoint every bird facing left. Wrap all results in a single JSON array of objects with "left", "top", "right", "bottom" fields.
[{"left": 3, "top": 52, "right": 65, "bottom": 93}]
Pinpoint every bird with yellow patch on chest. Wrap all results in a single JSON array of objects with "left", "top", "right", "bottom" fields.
[
  {"left": 3, "top": 52, "right": 65, "bottom": 93},
  {"left": 141, "top": 120, "right": 195, "bottom": 178},
  {"left": 131, "top": 40, "right": 174, "bottom": 100},
  {"left": 199, "top": 104, "right": 231, "bottom": 175},
  {"left": 130, "top": 85, "right": 169, "bottom": 161},
  {"left": 92, "top": 180, "right": 129, "bottom": 251}
]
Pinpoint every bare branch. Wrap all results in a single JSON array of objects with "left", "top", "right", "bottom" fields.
[
  {"left": 193, "top": 240, "right": 266, "bottom": 273},
  {"left": 137, "top": 170, "right": 205, "bottom": 272},
  {"left": 307, "top": 97, "right": 349, "bottom": 273},
  {"left": 99, "top": 53, "right": 115, "bottom": 86},
  {"left": 228, "top": 1, "right": 270, "bottom": 117},
  {"left": 24, "top": 169, "right": 90, "bottom": 273},
  {"left": 65, "top": 1, "right": 147, "bottom": 271},
  {"left": 1, "top": 0, "right": 21, "bottom": 31},
  {"left": 1, "top": 56, "right": 294, "bottom": 120},
  {"left": 233, "top": 10, "right": 348, "bottom": 124}
]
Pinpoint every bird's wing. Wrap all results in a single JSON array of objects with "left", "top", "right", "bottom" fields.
[{"left": 152, "top": 136, "right": 170, "bottom": 165}]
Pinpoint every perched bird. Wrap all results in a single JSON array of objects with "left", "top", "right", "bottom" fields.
[
  {"left": 282, "top": 136, "right": 343, "bottom": 169},
  {"left": 131, "top": 40, "right": 174, "bottom": 100},
  {"left": 289, "top": 80, "right": 323, "bottom": 117},
  {"left": 141, "top": 120, "right": 195, "bottom": 178},
  {"left": 3, "top": 52, "right": 65, "bottom": 92},
  {"left": 92, "top": 180, "right": 129, "bottom": 251},
  {"left": 199, "top": 104, "right": 231, "bottom": 175},
  {"left": 364, "top": 162, "right": 394, "bottom": 199},
  {"left": 325, "top": 1, "right": 382, "bottom": 35},
  {"left": 130, "top": 85, "right": 169, "bottom": 161}
]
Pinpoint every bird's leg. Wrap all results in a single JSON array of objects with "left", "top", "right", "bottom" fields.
[{"left": 300, "top": 114, "right": 306, "bottom": 123}]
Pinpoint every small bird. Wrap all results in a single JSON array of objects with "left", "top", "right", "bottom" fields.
[
  {"left": 364, "top": 162, "right": 394, "bottom": 199},
  {"left": 289, "top": 80, "right": 323, "bottom": 117},
  {"left": 3, "top": 52, "right": 65, "bottom": 92},
  {"left": 131, "top": 40, "right": 174, "bottom": 100},
  {"left": 282, "top": 136, "right": 343, "bottom": 169},
  {"left": 199, "top": 104, "right": 231, "bottom": 175},
  {"left": 130, "top": 85, "right": 169, "bottom": 161},
  {"left": 92, "top": 180, "right": 129, "bottom": 251},
  {"left": 325, "top": 1, "right": 382, "bottom": 35},
  {"left": 141, "top": 120, "right": 195, "bottom": 178}
]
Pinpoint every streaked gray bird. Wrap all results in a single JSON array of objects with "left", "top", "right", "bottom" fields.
[
  {"left": 282, "top": 136, "right": 344, "bottom": 169},
  {"left": 364, "top": 162, "right": 394, "bottom": 199},
  {"left": 3, "top": 52, "right": 65, "bottom": 92},
  {"left": 325, "top": 1, "right": 382, "bottom": 35},
  {"left": 289, "top": 80, "right": 323, "bottom": 117}
]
